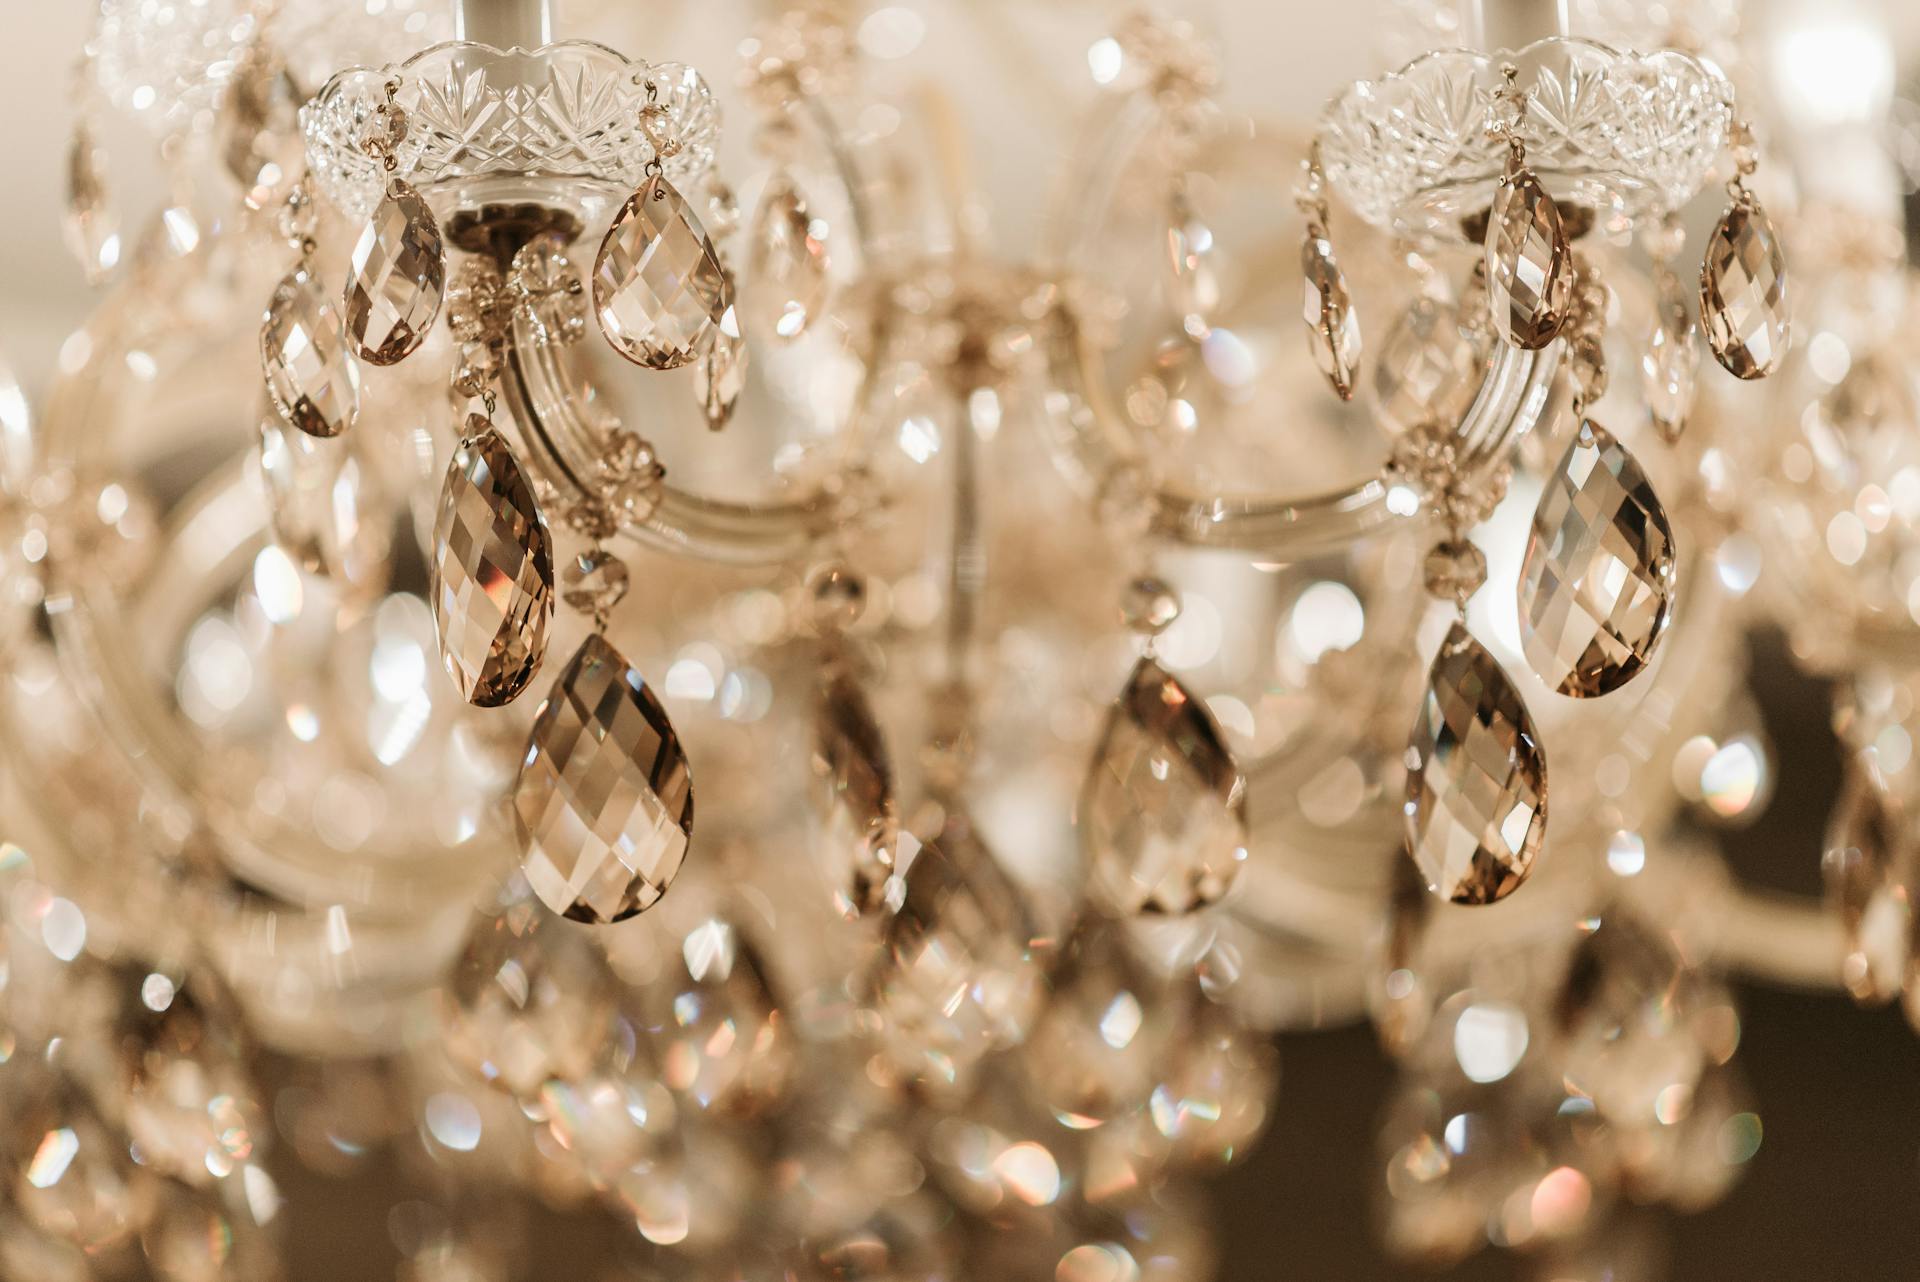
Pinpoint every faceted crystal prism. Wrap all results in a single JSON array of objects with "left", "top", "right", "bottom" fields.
[
  {"left": 593, "top": 175, "right": 733, "bottom": 369},
  {"left": 1404, "top": 624, "right": 1547, "bottom": 904},
  {"left": 745, "top": 172, "right": 830, "bottom": 341},
  {"left": 430, "top": 427, "right": 553, "bottom": 707},
  {"left": 1484, "top": 167, "right": 1571, "bottom": 350},
  {"left": 645, "top": 917, "right": 793, "bottom": 1115},
  {"left": 1642, "top": 301, "right": 1699, "bottom": 443},
  {"left": 515, "top": 633, "right": 693, "bottom": 925},
  {"left": 1699, "top": 199, "right": 1790, "bottom": 379},
  {"left": 1301, "top": 231, "right": 1361, "bottom": 400},
  {"left": 1822, "top": 763, "right": 1911, "bottom": 1004},
  {"left": 345, "top": 181, "right": 445, "bottom": 365},
  {"left": 1517, "top": 419, "right": 1676, "bottom": 698},
  {"left": 811, "top": 668, "right": 899, "bottom": 917},
  {"left": 261, "top": 267, "right": 360, "bottom": 439},
  {"left": 1081, "top": 657, "right": 1248, "bottom": 916}
]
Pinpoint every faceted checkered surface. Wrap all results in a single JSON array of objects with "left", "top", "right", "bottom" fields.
[
  {"left": 1484, "top": 167, "right": 1571, "bottom": 350},
  {"left": 515, "top": 634, "right": 693, "bottom": 926},
  {"left": 593, "top": 175, "right": 732, "bottom": 370},
  {"left": 1302, "top": 232, "right": 1361, "bottom": 400},
  {"left": 1518, "top": 420, "right": 1676, "bottom": 698},
  {"left": 1700, "top": 199, "right": 1790, "bottom": 379},
  {"left": 345, "top": 182, "right": 444, "bottom": 365},
  {"left": 1404, "top": 624, "right": 1546, "bottom": 905},
  {"left": 261, "top": 267, "right": 360, "bottom": 439},
  {"left": 1081, "top": 657, "right": 1247, "bottom": 916},
  {"left": 430, "top": 427, "right": 552, "bottom": 708}
]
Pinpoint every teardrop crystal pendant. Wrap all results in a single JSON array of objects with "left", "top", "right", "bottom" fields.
[
  {"left": 1517, "top": 419, "right": 1677, "bottom": 698},
  {"left": 1823, "top": 761, "right": 1911, "bottom": 1004},
  {"left": 1302, "top": 230, "right": 1361, "bottom": 400},
  {"left": 1699, "top": 198, "right": 1790, "bottom": 379},
  {"left": 1642, "top": 299, "right": 1699, "bottom": 444},
  {"left": 1404, "top": 623, "right": 1547, "bottom": 905},
  {"left": 515, "top": 633, "right": 693, "bottom": 925},
  {"left": 345, "top": 180, "right": 445, "bottom": 366},
  {"left": 593, "top": 174, "right": 733, "bottom": 369},
  {"left": 261, "top": 268, "right": 360, "bottom": 439},
  {"left": 1484, "top": 165, "right": 1572, "bottom": 350},
  {"left": 745, "top": 172, "right": 830, "bottom": 341},
  {"left": 430, "top": 423, "right": 553, "bottom": 707},
  {"left": 693, "top": 307, "right": 748, "bottom": 430},
  {"left": 1081, "top": 656, "right": 1248, "bottom": 916},
  {"left": 64, "top": 124, "right": 120, "bottom": 284},
  {"left": 811, "top": 667, "right": 899, "bottom": 918},
  {"left": 1166, "top": 176, "right": 1222, "bottom": 322}
]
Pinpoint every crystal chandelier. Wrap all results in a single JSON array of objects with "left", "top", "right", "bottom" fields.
[{"left": 1, "top": 0, "right": 1914, "bottom": 1276}]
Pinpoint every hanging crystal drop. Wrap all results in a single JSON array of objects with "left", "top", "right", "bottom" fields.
[
  {"left": 64, "top": 124, "right": 120, "bottom": 285},
  {"left": 593, "top": 174, "right": 734, "bottom": 369},
  {"left": 745, "top": 171, "right": 830, "bottom": 341},
  {"left": 1484, "top": 166, "right": 1572, "bottom": 350},
  {"left": 221, "top": 49, "right": 302, "bottom": 212},
  {"left": 1517, "top": 419, "right": 1677, "bottom": 698},
  {"left": 811, "top": 666, "right": 899, "bottom": 917},
  {"left": 1301, "top": 230, "right": 1361, "bottom": 400},
  {"left": 1699, "top": 198, "right": 1789, "bottom": 379},
  {"left": 256, "top": 413, "right": 392, "bottom": 606},
  {"left": 1371, "top": 295, "right": 1489, "bottom": 437},
  {"left": 515, "top": 633, "right": 694, "bottom": 925},
  {"left": 429, "top": 424, "right": 553, "bottom": 707},
  {"left": 1822, "top": 762, "right": 1911, "bottom": 1004},
  {"left": 1021, "top": 916, "right": 1176, "bottom": 1129},
  {"left": 261, "top": 267, "right": 360, "bottom": 439},
  {"left": 344, "top": 181, "right": 444, "bottom": 365},
  {"left": 693, "top": 306, "right": 748, "bottom": 429},
  {"left": 1165, "top": 175, "right": 1223, "bottom": 322},
  {"left": 1081, "top": 656, "right": 1248, "bottom": 916},
  {"left": 1642, "top": 298, "right": 1698, "bottom": 444},
  {"left": 1403, "top": 623, "right": 1547, "bottom": 904},
  {"left": 642, "top": 916, "right": 794, "bottom": 1116}
]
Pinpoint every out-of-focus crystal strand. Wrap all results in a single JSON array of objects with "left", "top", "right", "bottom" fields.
[
  {"left": 1297, "top": 140, "right": 1362, "bottom": 400},
  {"left": 1642, "top": 214, "right": 1699, "bottom": 444}
]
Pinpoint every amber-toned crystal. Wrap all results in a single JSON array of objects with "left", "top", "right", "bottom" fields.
[
  {"left": 1081, "top": 657, "right": 1247, "bottom": 916},
  {"left": 1023, "top": 916, "right": 1175, "bottom": 1128},
  {"left": 593, "top": 174, "right": 733, "bottom": 369},
  {"left": 1484, "top": 166, "right": 1571, "bottom": 350},
  {"left": 1822, "top": 761, "right": 1911, "bottom": 1004},
  {"left": 693, "top": 309, "right": 748, "bottom": 430},
  {"left": 261, "top": 267, "right": 360, "bottom": 439},
  {"left": 1699, "top": 198, "right": 1789, "bottom": 379},
  {"left": 1301, "top": 231, "right": 1361, "bottom": 399},
  {"left": 1404, "top": 624, "right": 1546, "bottom": 904},
  {"left": 1518, "top": 419, "right": 1676, "bottom": 698},
  {"left": 746, "top": 172, "right": 830, "bottom": 341},
  {"left": 811, "top": 667, "right": 899, "bottom": 917},
  {"left": 344, "top": 181, "right": 444, "bottom": 365},
  {"left": 644, "top": 917, "right": 793, "bottom": 1115},
  {"left": 515, "top": 633, "right": 693, "bottom": 925},
  {"left": 430, "top": 426, "right": 553, "bottom": 707}
]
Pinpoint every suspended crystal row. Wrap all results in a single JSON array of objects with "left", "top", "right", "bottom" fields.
[
  {"left": 811, "top": 667, "right": 899, "bottom": 917},
  {"left": 345, "top": 181, "right": 444, "bottom": 365},
  {"left": 1699, "top": 199, "right": 1790, "bottom": 379},
  {"left": 1517, "top": 419, "right": 1677, "bottom": 698},
  {"left": 1301, "top": 232, "right": 1361, "bottom": 400},
  {"left": 693, "top": 308, "right": 749, "bottom": 429},
  {"left": 515, "top": 633, "right": 693, "bottom": 925},
  {"left": 1484, "top": 167, "right": 1571, "bottom": 350},
  {"left": 1081, "top": 657, "right": 1247, "bottom": 916},
  {"left": 1642, "top": 300, "right": 1699, "bottom": 443},
  {"left": 1404, "top": 624, "right": 1546, "bottom": 905},
  {"left": 745, "top": 172, "right": 830, "bottom": 341},
  {"left": 430, "top": 427, "right": 553, "bottom": 707},
  {"left": 64, "top": 126, "right": 120, "bottom": 284},
  {"left": 593, "top": 174, "right": 733, "bottom": 369},
  {"left": 1823, "top": 762, "right": 1911, "bottom": 1004},
  {"left": 261, "top": 267, "right": 361, "bottom": 439}
]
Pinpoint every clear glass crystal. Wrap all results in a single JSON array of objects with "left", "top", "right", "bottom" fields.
[
  {"left": 1485, "top": 167, "right": 1572, "bottom": 350},
  {"left": 1642, "top": 297, "right": 1699, "bottom": 443},
  {"left": 594, "top": 175, "right": 733, "bottom": 370},
  {"left": 1823, "top": 762, "right": 1912, "bottom": 1004},
  {"left": 693, "top": 312, "right": 749, "bottom": 429},
  {"left": 811, "top": 667, "right": 899, "bottom": 917},
  {"left": 1302, "top": 231, "right": 1361, "bottom": 398},
  {"left": 746, "top": 172, "right": 831, "bottom": 341}
]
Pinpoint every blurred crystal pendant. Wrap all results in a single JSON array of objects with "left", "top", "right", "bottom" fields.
[
  {"left": 1517, "top": 419, "right": 1676, "bottom": 698},
  {"left": 745, "top": 171, "right": 830, "bottom": 340},
  {"left": 594, "top": 174, "right": 733, "bottom": 369},
  {"left": 256, "top": 413, "right": 392, "bottom": 607},
  {"left": 693, "top": 306, "right": 748, "bottom": 430},
  {"left": 1403, "top": 623, "right": 1546, "bottom": 904},
  {"left": 429, "top": 423, "right": 553, "bottom": 707},
  {"left": 1022, "top": 915, "right": 1175, "bottom": 1129},
  {"left": 811, "top": 666, "right": 899, "bottom": 917},
  {"left": 1368, "top": 859, "right": 1435, "bottom": 1058},
  {"left": 1484, "top": 163, "right": 1571, "bottom": 350},
  {"left": 261, "top": 267, "right": 360, "bottom": 439},
  {"left": 515, "top": 633, "right": 693, "bottom": 925},
  {"left": 1370, "top": 294, "right": 1488, "bottom": 438},
  {"left": 645, "top": 916, "right": 794, "bottom": 1115},
  {"left": 64, "top": 122, "right": 120, "bottom": 285},
  {"left": 1700, "top": 199, "right": 1790, "bottom": 379},
  {"left": 1301, "top": 229, "right": 1360, "bottom": 399},
  {"left": 1165, "top": 175, "right": 1223, "bottom": 322},
  {"left": 1080, "top": 657, "right": 1247, "bottom": 916},
  {"left": 1822, "top": 759, "right": 1911, "bottom": 1004},
  {"left": 221, "top": 43, "right": 303, "bottom": 213},
  {"left": 345, "top": 180, "right": 444, "bottom": 365},
  {"left": 1642, "top": 295, "right": 1699, "bottom": 444}
]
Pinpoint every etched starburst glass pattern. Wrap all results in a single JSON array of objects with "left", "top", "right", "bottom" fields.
[
  {"left": 515, "top": 633, "right": 693, "bottom": 926},
  {"left": 595, "top": 175, "right": 734, "bottom": 369},
  {"left": 1822, "top": 762, "right": 1911, "bottom": 1004},
  {"left": 345, "top": 182, "right": 444, "bottom": 365},
  {"left": 1319, "top": 39, "right": 1731, "bottom": 240},
  {"left": 430, "top": 427, "right": 553, "bottom": 708},
  {"left": 746, "top": 172, "right": 831, "bottom": 341},
  {"left": 1518, "top": 420, "right": 1676, "bottom": 698},
  {"left": 1404, "top": 624, "right": 1546, "bottom": 905},
  {"left": 811, "top": 668, "right": 899, "bottom": 917},
  {"left": 1699, "top": 200, "right": 1790, "bottom": 380},
  {"left": 261, "top": 268, "right": 360, "bottom": 439},
  {"left": 1302, "top": 232, "right": 1361, "bottom": 399},
  {"left": 1485, "top": 167, "right": 1572, "bottom": 350},
  {"left": 1081, "top": 657, "right": 1248, "bottom": 916}
]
